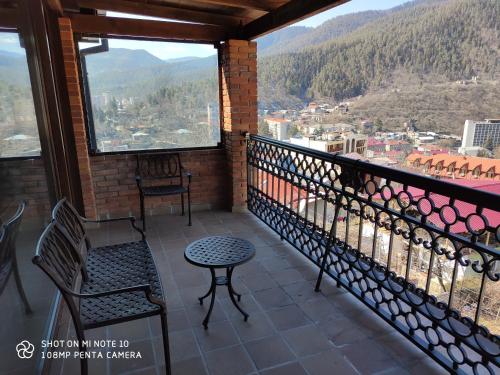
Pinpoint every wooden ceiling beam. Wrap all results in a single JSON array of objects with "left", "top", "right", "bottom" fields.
[
  {"left": 75, "top": 0, "right": 247, "bottom": 27},
  {"left": 0, "top": 6, "right": 17, "bottom": 28},
  {"left": 46, "top": 0, "right": 64, "bottom": 14},
  {"left": 241, "top": 0, "right": 349, "bottom": 39},
  {"left": 188, "top": 0, "right": 285, "bottom": 12},
  {"left": 61, "top": 0, "right": 80, "bottom": 12},
  {"left": 69, "top": 13, "right": 228, "bottom": 42}
]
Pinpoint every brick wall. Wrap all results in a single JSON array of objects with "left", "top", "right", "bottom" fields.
[
  {"left": 59, "top": 18, "right": 97, "bottom": 219},
  {"left": 220, "top": 40, "right": 258, "bottom": 211},
  {"left": 90, "top": 150, "right": 228, "bottom": 218},
  {"left": 0, "top": 158, "right": 51, "bottom": 218}
]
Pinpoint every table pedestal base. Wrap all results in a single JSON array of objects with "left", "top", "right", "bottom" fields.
[{"left": 199, "top": 267, "right": 248, "bottom": 329}]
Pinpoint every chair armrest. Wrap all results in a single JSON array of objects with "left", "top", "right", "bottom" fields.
[
  {"left": 185, "top": 171, "right": 192, "bottom": 185},
  {"left": 82, "top": 216, "right": 145, "bottom": 240},
  {"left": 67, "top": 284, "right": 165, "bottom": 308}
]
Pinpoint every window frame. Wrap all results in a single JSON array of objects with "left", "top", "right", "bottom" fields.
[{"left": 76, "top": 34, "right": 223, "bottom": 156}]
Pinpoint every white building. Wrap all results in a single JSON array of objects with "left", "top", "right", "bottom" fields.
[
  {"left": 265, "top": 117, "right": 291, "bottom": 141},
  {"left": 459, "top": 119, "right": 500, "bottom": 156},
  {"left": 290, "top": 133, "right": 367, "bottom": 156}
]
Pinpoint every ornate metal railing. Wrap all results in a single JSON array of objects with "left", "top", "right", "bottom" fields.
[{"left": 247, "top": 134, "right": 500, "bottom": 374}]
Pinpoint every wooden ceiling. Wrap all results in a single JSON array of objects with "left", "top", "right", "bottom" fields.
[
  {"left": 63, "top": 0, "right": 349, "bottom": 41},
  {"left": 1, "top": 0, "right": 349, "bottom": 42}
]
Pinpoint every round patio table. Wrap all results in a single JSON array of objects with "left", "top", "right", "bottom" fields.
[{"left": 184, "top": 236, "right": 255, "bottom": 329}]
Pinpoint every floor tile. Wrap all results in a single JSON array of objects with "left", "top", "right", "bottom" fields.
[
  {"left": 266, "top": 305, "right": 310, "bottom": 331},
  {"left": 297, "top": 295, "right": 338, "bottom": 322},
  {"left": 163, "top": 309, "right": 190, "bottom": 333},
  {"left": 240, "top": 272, "right": 278, "bottom": 292},
  {"left": 253, "top": 288, "right": 293, "bottom": 310},
  {"left": 244, "top": 336, "right": 295, "bottom": 370},
  {"left": 282, "top": 325, "right": 333, "bottom": 357},
  {"left": 270, "top": 268, "right": 304, "bottom": 286},
  {"left": 205, "top": 345, "right": 255, "bottom": 375},
  {"left": 231, "top": 312, "right": 276, "bottom": 342},
  {"left": 194, "top": 320, "right": 239, "bottom": 352},
  {"left": 300, "top": 349, "right": 358, "bottom": 375},
  {"left": 166, "top": 329, "right": 200, "bottom": 363},
  {"left": 259, "top": 362, "right": 307, "bottom": 375},
  {"left": 171, "top": 356, "right": 207, "bottom": 375},
  {"left": 109, "top": 338, "right": 156, "bottom": 375},
  {"left": 340, "top": 338, "right": 395, "bottom": 374}
]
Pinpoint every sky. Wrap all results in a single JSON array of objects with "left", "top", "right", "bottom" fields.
[{"left": 0, "top": 0, "right": 411, "bottom": 60}]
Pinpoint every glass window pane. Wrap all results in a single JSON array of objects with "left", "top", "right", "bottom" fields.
[
  {"left": 0, "top": 32, "right": 40, "bottom": 158},
  {"left": 79, "top": 38, "right": 220, "bottom": 152}
]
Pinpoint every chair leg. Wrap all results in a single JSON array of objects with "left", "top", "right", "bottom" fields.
[
  {"left": 140, "top": 194, "right": 146, "bottom": 231},
  {"left": 76, "top": 328, "right": 88, "bottom": 375},
  {"left": 181, "top": 193, "right": 185, "bottom": 216},
  {"left": 160, "top": 312, "right": 172, "bottom": 375},
  {"left": 12, "top": 253, "right": 32, "bottom": 314},
  {"left": 187, "top": 188, "right": 192, "bottom": 226}
]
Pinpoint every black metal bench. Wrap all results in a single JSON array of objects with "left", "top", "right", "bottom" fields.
[
  {"left": 33, "top": 199, "right": 171, "bottom": 375},
  {"left": 136, "top": 152, "right": 192, "bottom": 230}
]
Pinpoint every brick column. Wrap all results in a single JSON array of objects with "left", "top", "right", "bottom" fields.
[
  {"left": 220, "top": 40, "right": 258, "bottom": 212},
  {"left": 58, "top": 18, "right": 97, "bottom": 218}
]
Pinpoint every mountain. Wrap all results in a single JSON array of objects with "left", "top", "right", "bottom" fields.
[
  {"left": 0, "top": 51, "right": 30, "bottom": 87},
  {"left": 257, "top": 26, "right": 311, "bottom": 55},
  {"left": 164, "top": 56, "right": 201, "bottom": 63},
  {"left": 85, "top": 48, "right": 165, "bottom": 74},
  {"left": 256, "top": 0, "right": 446, "bottom": 56},
  {"left": 257, "top": 0, "right": 500, "bottom": 133},
  {"left": 84, "top": 50, "right": 217, "bottom": 97},
  {"left": 257, "top": 10, "right": 386, "bottom": 56}
]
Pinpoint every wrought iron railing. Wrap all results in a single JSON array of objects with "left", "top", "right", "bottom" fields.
[{"left": 247, "top": 134, "right": 499, "bottom": 374}]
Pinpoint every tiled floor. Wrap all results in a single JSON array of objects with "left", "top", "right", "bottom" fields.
[{"left": 53, "top": 210, "right": 447, "bottom": 375}]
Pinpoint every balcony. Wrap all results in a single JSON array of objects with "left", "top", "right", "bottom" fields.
[
  {"left": 10, "top": 209, "right": 443, "bottom": 375},
  {"left": 1, "top": 1, "right": 499, "bottom": 374},
  {"left": 2, "top": 136, "right": 499, "bottom": 375}
]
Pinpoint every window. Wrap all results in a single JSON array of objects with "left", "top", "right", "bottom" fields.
[
  {"left": 447, "top": 163, "right": 455, "bottom": 174},
  {"left": 423, "top": 161, "right": 431, "bottom": 173},
  {"left": 79, "top": 37, "right": 220, "bottom": 153},
  {"left": 459, "top": 165, "right": 467, "bottom": 177},
  {"left": 472, "top": 167, "right": 481, "bottom": 178},
  {"left": 0, "top": 32, "right": 40, "bottom": 158}
]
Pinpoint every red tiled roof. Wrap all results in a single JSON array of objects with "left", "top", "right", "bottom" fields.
[
  {"left": 406, "top": 153, "right": 499, "bottom": 172},
  {"left": 368, "top": 137, "right": 385, "bottom": 146},
  {"left": 386, "top": 140, "right": 409, "bottom": 145},
  {"left": 394, "top": 179, "right": 500, "bottom": 233}
]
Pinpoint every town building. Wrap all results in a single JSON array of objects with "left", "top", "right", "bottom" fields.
[
  {"left": 385, "top": 140, "right": 413, "bottom": 153},
  {"left": 264, "top": 117, "right": 291, "bottom": 140},
  {"left": 406, "top": 154, "right": 500, "bottom": 180},
  {"left": 367, "top": 137, "right": 386, "bottom": 153},
  {"left": 459, "top": 119, "right": 500, "bottom": 156},
  {"left": 290, "top": 132, "right": 367, "bottom": 156}
]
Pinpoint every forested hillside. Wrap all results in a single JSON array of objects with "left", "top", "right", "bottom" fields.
[
  {"left": 257, "top": 9, "right": 386, "bottom": 56},
  {"left": 258, "top": 0, "right": 499, "bottom": 110}
]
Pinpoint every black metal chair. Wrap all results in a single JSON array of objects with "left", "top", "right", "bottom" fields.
[
  {"left": 0, "top": 201, "right": 32, "bottom": 314},
  {"left": 33, "top": 199, "right": 171, "bottom": 375},
  {"left": 136, "top": 153, "right": 192, "bottom": 230}
]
